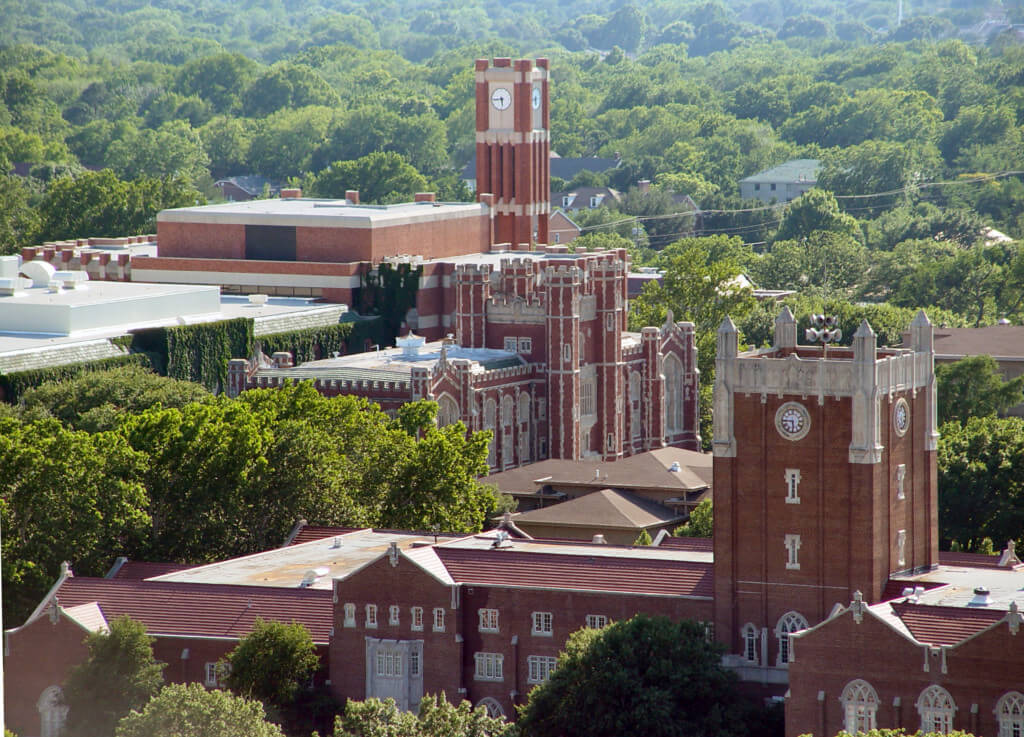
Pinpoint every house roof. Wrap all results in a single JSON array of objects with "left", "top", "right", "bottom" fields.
[
  {"left": 433, "top": 545, "right": 713, "bottom": 598},
  {"left": 740, "top": 159, "right": 820, "bottom": 185},
  {"left": 552, "top": 187, "right": 622, "bottom": 210},
  {"left": 214, "top": 175, "right": 279, "bottom": 196},
  {"left": 907, "top": 325, "right": 1024, "bottom": 360},
  {"left": 461, "top": 155, "right": 620, "bottom": 182},
  {"left": 50, "top": 577, "right": 333, "bottom": 643},
  {"left": 889, "top": 601, "right": 1007, "bottom": 646},
  {"left": 509, "top": 488, "right": 685, "bottom": 530},
  {"left": 486, "top": 448, "right": 713, "bottom": 497}
]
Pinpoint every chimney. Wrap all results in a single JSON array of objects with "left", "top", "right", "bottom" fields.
[
  {"left": 346, "top": 189, "right": 360, "bottom": 205},
  {"left": 280, "top": 188, "right": 302, "bottom": 199},
  {"left": 414, "top": 192, "right": 436, "bottom": 203},
  {"left": 271, "top": 351, "right": 293, "bottom": 368},
  {"left": 637, "top": 179, "right": 651, "bottom": 194}
]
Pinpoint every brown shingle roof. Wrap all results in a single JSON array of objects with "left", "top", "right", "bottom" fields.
[
  {"left": 510, "top": 489, "right": 685, "bottom": 529},
  {"left": 54, "top": 577, "right": 333, "bottom": 643},
  {"left": 889, "top": 601, "right": 1005, "bottom": 646},
  {"left": 434, "top": 547, "right": 712, "bottom": 598},
  {"left": 903, "top": 326, "right": 1024, "bottom": 359}
]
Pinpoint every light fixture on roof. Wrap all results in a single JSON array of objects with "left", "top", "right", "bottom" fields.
[
  {"left": 968, "top": 586, "right": 992, "bottom": 607},
  {"left": 668, "top": 462, "right": 680, "bottom": 472},
  {"left": 492, "top": 531, "right": 513, "bottom": 549}
]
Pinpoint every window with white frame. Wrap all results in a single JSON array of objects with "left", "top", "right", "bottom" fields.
[
  {"left": 997, "top": 691, "right": 1024, "bottom": 737},
  {"left": 664, "top": 353, "right": 684, "bottom": 432},
  {"left": 785, "top": 534, "right": 801, "bottom": 570},
  {"left": 474, "top": 652, "right": 504, "bottom": 681},
  {"left": 897, "top": 529, "right": 907, "bottom": 567},
  {"left": 343, "top": 603, "right": 356, "bottom": 627},
  {"left": 205, "top": 661, "right": 228, "bottom": 687},
  {"left": 586, "top": 614, "right": 608, "bottom": 629},
  {"left": 897, "top": 464, "right": 907, "bottom": 500},
  {"left": 532, "top": 611, "right": 553, "bottom": 636},
  {"left": 562, "top": 196, "right": 570, "bottom": 208},
  {"left": 389, "top": 605, "right": 400, "bottom": 625},
  {"left": 519, "top": 337, "right": 532, "bottom": 354},
  {"left": 504, "top": 336, "right": 518, "bottom": 352},
  {"left": 774, "top": 611, "right": 809, "bottom": 666},
  {"left": 366, "top": 604, "right": 378, "bottom": 628},
  {"left": 411, "top": 606, "right": 423, "bottom": 631},
  {"left": 554, "top": 232, "right": 561, "bottom": 243},
  {"left": 375, "top": 647, "right": 403, "bottom": 678},
  {"left": 479, "top": 608, "right": 499, "bottom": 632},
  {"left": 742, "top": 623, "right": 760, "bottom": 664},
  {"left": 785, "top": 468, "right": 801, "bottom": 504},
  {"left": 841, "top": 679, "right": 879, "bottom": 734},
  {"left": 409, "top": 648, "right": 421, "bottom": 677},
  {"left": 701, "top": 621, "right": 715, "bottom": 642},
  {"left": 918, "top": 685, "right": 956, "bottom": 734},
  {"left": 437, "top": 395, "right": 460, "bottom": 427},
  {"left": 433, "top": 607, "right": 445, "bottom": 632},
  {"left": 606, "top": 312, "right": 615, "bottom": 332},
  {"left": 527, "top": 655, "right": 559, "bottom": 683},
  {"left": 37, "top": 686, "right": 68, "bottom": 737},
  {"left": 484, "top": 398, "right": 497, "bottom": 467},
  {"left": 581, "top": 379, "right": 596, "bottom": 418}
]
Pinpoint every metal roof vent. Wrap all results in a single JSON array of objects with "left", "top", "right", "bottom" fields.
[
  {"left": 300, "top": 567, "right": 329, "bottom": 587},
  {"left": 901, "top": 586, "right": 925, "bottom": 603},
  {"left": 592, "top": 534, "right": 608, "bottom": 545},
  {"left": 331, "top": 536, "right": 344, "bottom": 548},
  {"left": 668, "top": 462, "right": 681, "bottom": 472},
  {"left": 491, "top": 531, "right": 513, "bottom": 549},
  {"left": 968, "top": 586, "right": 992, "bottom": 607}
]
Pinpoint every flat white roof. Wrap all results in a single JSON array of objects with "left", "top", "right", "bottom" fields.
[
  {"left": 885, "top": 563, "right": 1024, "bottom": 611},
  {"left": 438, "top": 531, "right": 714, "bottom": 564},
  {"left": 158, "top": 198, "right": 486, "bottom": 229}
]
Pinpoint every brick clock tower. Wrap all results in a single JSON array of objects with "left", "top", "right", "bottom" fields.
[
  {"left": 712, "top": 307, "right": 939, "bottom": 677},
  {"left": 475, "top": 58, "right": 550, "bottom": 248}
]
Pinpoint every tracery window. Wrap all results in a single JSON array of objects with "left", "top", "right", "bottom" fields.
[
  {"left": 841, "top": 679, "right": 879, "bottom": 734},
  {"left": 918, "top": 685, "right": 956, "bottom": 734}
]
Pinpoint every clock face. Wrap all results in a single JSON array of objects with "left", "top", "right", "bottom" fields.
[
  {"left": 491, "top": 87, "right": 511, "bottom": 111},
  {"left": 894, "top": 398, "right": 910, "bottom": 436},
  {"left": 775, "top": 402, "right": 811, "bottom": 441},
  {"left": 532, "top": 86, "right": 542, "bottom": 109}
]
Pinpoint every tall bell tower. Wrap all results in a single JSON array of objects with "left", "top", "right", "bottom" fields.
[
  {"left": 712, "top": 308, "right": 939, "bottom": 675},
  {"left": 475, "top": 58, "right": 550, "bottom": 248}
]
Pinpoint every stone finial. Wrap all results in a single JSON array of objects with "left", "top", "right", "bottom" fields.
[
  {"left": 388, "top": 541, "right": 400, "bottom": 567},
  {"left": 662, "top": 308, "right": 675, "bottom": 330},
  {"left": 1000, "top": 540, "right": 1022, "bottom": 568},
  {"left": 774, "top": 305, "right": 797, "bottom": 349},
  {"left": 1008, "top": 601, "right": 1021, "bottom": 635},
  {"left": 853, "top": 319, "right": 876, "bottom": 362},
  {"left": 851, "top": 590, "right": 866, "bottom": 623},
  {"left": 910, "top": 309, "right": 934, "bottom": 353},
  {"left": 717, "top": 315, "right": 738, "bottom": 360}
]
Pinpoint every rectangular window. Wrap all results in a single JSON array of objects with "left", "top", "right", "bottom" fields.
[
  {"left": 606, "top": 312, "right": 615, "bottom": 331},
  {"left": 343, "top": 603, "right": 356, "bottom": 628},
  {"left": 581, "top": 380, "right": 595, "bottom": 417},
  {"left": 375, "top": 648, "right": 403, "bottom": 678},
  {"left": 410, "top": 648, "right": 420, "bottom": 677},
  {"left": 770, "top": 183, "right": 777, "bottom": 191},
  {"left": 785, "top": 534, "right": 801, "bottom": 570},
  {"left": 479, "top": 608, "right": 499, "bottom": 632},
  {"left": 586, "top": 614, "right": 607, "bottom": 629},
  {"left": 204, "top": 662, "right": 223, "bottom": 687},
  {"left": 389, "top": 605, "right": 400, "bottom": 626},
  {"left": 896, "top": 464, "right": 907, "bottom": 500},
  {"left": 518, "top": 337, "right": 532, "bottom": 354},
  {"left": 474, "top": 652, "right": 504, "bottom": 681},
  {"left": 554, "top": 232, "right": 561, "bottom": 243},
  {"left": 366, "top": 604, "right": 377, "bottom": 628},
  {"left": 504, "top": 336, "right": 517, "bottom": 352},
  {"left": 532, "top": 611, "right": 553, "bottom": 636},
  {"left": 527, "top": 655, "right": 558, "bottom": 683},
  {"left": 411, "top": 606, "right": 423, "bottom": 631},
  {"left": 433, "top": 607, "right": 445, "bottom": 632},
  {"left": 562, "top": 196, "right": 569, "bottom": 208},
  {"left": 785, "top": 468, "right": 801, "bottom": 504},
  {"left": 897, "top": 529, "right": 907, "bottom": 567},
  {"left": 563, "top": 344, "right": 572, "bottom": 363},
  {"left": 702, "top": 621, "right": 715, "bottom": 642},
  {"left": 754, "top": 183, "right": 761, "bottom": 191}
]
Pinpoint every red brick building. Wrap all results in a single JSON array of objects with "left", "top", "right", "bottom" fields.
[{"left": 229, "top": 249, "right": 701, "bottom": 468}]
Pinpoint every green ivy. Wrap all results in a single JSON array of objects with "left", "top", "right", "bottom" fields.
[
  {"left": 0, "top": 353, "right": 151, "bottom": 403},
  {"left": 354, "top": 262, "right": 422, "bottom": 343},
  {"left": 130, "top": 318, "right": 254, "bottom": 392},
  {"left": 258, "top": 323, "right": 355, "bottom": 364}
]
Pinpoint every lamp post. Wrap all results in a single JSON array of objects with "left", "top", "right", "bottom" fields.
[{"left": 804, "top": 314, "right": 842, "bottom": 358}]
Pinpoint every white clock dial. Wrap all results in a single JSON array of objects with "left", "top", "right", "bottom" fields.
[
  {"left": 894, "top": 398, "right": 910, "bottom": 436},
  {"left": 775, "top": 402, "right": 811, "bottom": 441},
  {"left": 491, "top": 87, "right": 511, "bottom": 111},
  {"left": 532, "top": 86, "right": 541, "bottom": 110}
]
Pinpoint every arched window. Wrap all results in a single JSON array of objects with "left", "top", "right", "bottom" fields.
[
  {"left": 37, "top": 686, "right": 68, "bottom": 737},
  {"left": 477, "top": 697, "right": 505, "bottom": 719},
  {"left": 997, "top": 692, "right": 1024, "bottom": 737},
  {"left": 437, "top": 394, "right": 460, "bottom": 427},
  {"left": 518, "top": 393, "right": 531, "bottom": 424},
  {"left": 918, "top": 685, "right": 956, "bottom": 734},
  {"left": 774, "top": 611, "right": 809, "bottom": 666},
  {"left": 501, "top": 395, "right": 515, "bottom": 427},
  {"left": 841, "top": 679, "right": 879, "bottom": 734},
  {"left": 664, "top": 353, "right": 684, "bottom": 432},
  {"left": 741, "top": 623, "right": 760, "bottom": 664},
  {"left": 484, "top": 398, "right": 497, "bottom": 467}
]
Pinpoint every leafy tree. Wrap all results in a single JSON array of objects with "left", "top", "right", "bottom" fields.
[
  {"left": 336, "top": 694, "right": 510, "bottom": 737},
  {"left": 517, "top": 614, "right": 757, "bottom": 737},
  {"left": 0, "top": 173, "right": 39, "bottom": 255},
  {"left": 936, "top": 355, "right": 1024, "bottom": 426},
  {"left": 199, "top": 116, "right": 255, "bottom": 180},
  {"left": 105, "top": 120, "right": 210, "bottom": 182},
  {"left": 18, "top": 365, "right": 211, "bottom": 432},
  {"left": 774, "top": 190, "right": 860, "bottom": 243},
  {"left": 311, "top": 152, "right": 428, "bottom": 204},
  {"left": 225, "top": 619, "right": 320, "bottom": 717},
  {"left": 938, "top": 416, "right": 1024, "bottom": 553},
  {"left": 755, "top": 232, "right": 868, "bottom": 296},
  {"left": 817, "top": 141, "right": 943, "bottom": 214},
  {"left": 241, "top": 64, "right": 341, "bottom": 118},
  {"left": 174, "top": 53, "right": 260, "bottom": 114},
  {"left": 633, "top": 529, "right": 653, "bottom": 546},
  {"left": 675, "top": 498, "right": 712, "bottom": 538},
  {"left": 115, "top": 683, "right": 285, "bottom": 737},
  {"left": 247, "top": 106, "right": 335, "bottom": 180},
  {"left": 63, "top": 615, "right": 166, "bottom": 737}
]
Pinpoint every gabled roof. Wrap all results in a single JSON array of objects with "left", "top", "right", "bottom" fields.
[
  {"left": 214, "top": 175, "right": 278, "bottom": 196},
  {"left": 552, "top": 187, "right": 622, "bottom": 210},
  {"left": 51, "top": 577, "right": 333, "bottom": 643},
  {"left": 889, "top": 601, "right": 1007, "bottom": 646},
  {"left": 740, "top": 159, "right": 820, "bottom": 184},
  {"left": 433, "top": 546, "right": 712, "bottom": 598},
  {"left": 919, "top": 326, "right": 1024, "bottom": 360},
  {"left": 509, "top": 488, "right": 684, "bottom": 530}
]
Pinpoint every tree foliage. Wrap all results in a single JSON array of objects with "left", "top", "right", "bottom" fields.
[
  {"left": 335, "top": 694, "right": 510, "bottom": 737},
  {"left": 63, "top": 615, "right": 167, "bottom": 737},
  {"left": 115, "top": 683, "right": 285, "bottom": 737},
  {"left": 225, "top": 618, "right": 320, "bottom": 714},
  {"left": 517, "top": 614, "right": 762, "bottom": 737},
  {"left": 675, "top": 498, "right": 713, "bottom": 538},
  {"left": 936, "top": 355, "right": 1024, "bottom": 426}
]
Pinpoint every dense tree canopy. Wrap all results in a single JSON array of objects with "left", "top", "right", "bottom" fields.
[
  {"left": 115, "top": 683, "right": 285, "bottom": 737},
  {"left": 335, "top": 695, "right": 510, "bottom": 737}
]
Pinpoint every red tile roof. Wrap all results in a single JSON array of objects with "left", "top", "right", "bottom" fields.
[
  {"left": 889, "top": 601, "right": 1005, "bottom": 646},
  {"left": 287, "top": 525, "right": 364, "bottom": 546},
  {"left": 434, "top": 547, "right": 713, "bottom": 598},
  {"left": 54, "top": 577, "right": 333, "bottom": 643},
  {"left": 109, "top": 561, "right": 194, "bottom": 580},
  {"left": 656, "top": 536, "right": 713, "bottom": 552},
  {"left": 938, "top": 550, "right": 1015, "bottom": 570}
]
